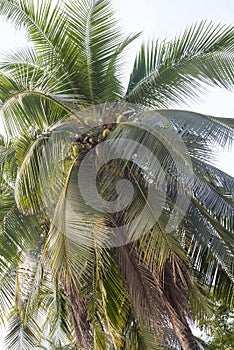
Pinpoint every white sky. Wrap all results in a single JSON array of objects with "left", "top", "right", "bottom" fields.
[{"left": 0, "top": 0, "right": 233, "bottom": 345}]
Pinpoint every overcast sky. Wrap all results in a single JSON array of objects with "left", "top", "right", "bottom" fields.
[{"left": 0, "top": 0, "right": 233, "bottom": 346}]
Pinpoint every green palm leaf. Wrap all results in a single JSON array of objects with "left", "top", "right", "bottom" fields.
[
  {"left": 126, "top": 21, "right": 234, "bottom": 107},
  {"left": 65, "top": 0, "right": 139, "bottom": 102}
]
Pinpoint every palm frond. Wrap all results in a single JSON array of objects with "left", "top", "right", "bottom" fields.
[
  {"left": 14, "top": 129, "right": 72, "bottom": 214},
  {"left": 0, "top": 0, "right": 80, "bottom": 94},
  {"left": 41, "top": 278, "right": 76, "bottom": 348},
  {"left": 186, "top": 201, "right": 234, "bottom": 304},
  {"left": 156, "top": 110, "right": 234, "bottom": 148},
  {"left": 116, "top": 244, "right": 167, "bottom": 330},
  {"left": 126, "top": 21, "right": 234, "bottom": 107},
  {"left": 4, "top": 312, "right": 41, "bottom": 350},
  {"left": 0, "top": 261, "right": 15, "bottom": 325},
  {"left": 122, "top": 313, "right": 163, "bottom": 350},
  {"left": 65, "top": 0, "right": 138, "bottom": 102},
  {"left": 215, "top": 116, "right": 234, "bottom": 130},
  {"left": 192, "top": 158, "right": 234, "bottom": 201},
  {"left": 0, "top": 71, "right": 75, "bottom": 137}
]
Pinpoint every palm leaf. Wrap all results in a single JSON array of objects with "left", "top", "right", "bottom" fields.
[
  {"left": 156, "top": 110, "right": 234, "bottom": 148},
  {"left": 65, "top": 0, "right": 138, "bottom": 102},
  {"left": 126, "top": 21, "right": 234, "bottom": 107},
  {"left": 0, "top": 0, "right": 79, "bottom": 94},
  {"left": 4, "top": 312, "right": 40, "bottom": 350}
]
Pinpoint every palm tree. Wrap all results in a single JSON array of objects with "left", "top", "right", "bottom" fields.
[{"left": 0, "top": 0, "right": 234, "bottom": 349}]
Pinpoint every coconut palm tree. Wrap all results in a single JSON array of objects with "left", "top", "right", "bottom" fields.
[{"left": 0, "top": 0, "right": 234, "bottom": 349}]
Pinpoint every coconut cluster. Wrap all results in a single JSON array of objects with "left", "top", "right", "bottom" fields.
[{"left": 71, "top": 115, "right": 127, "bottom": 156}]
